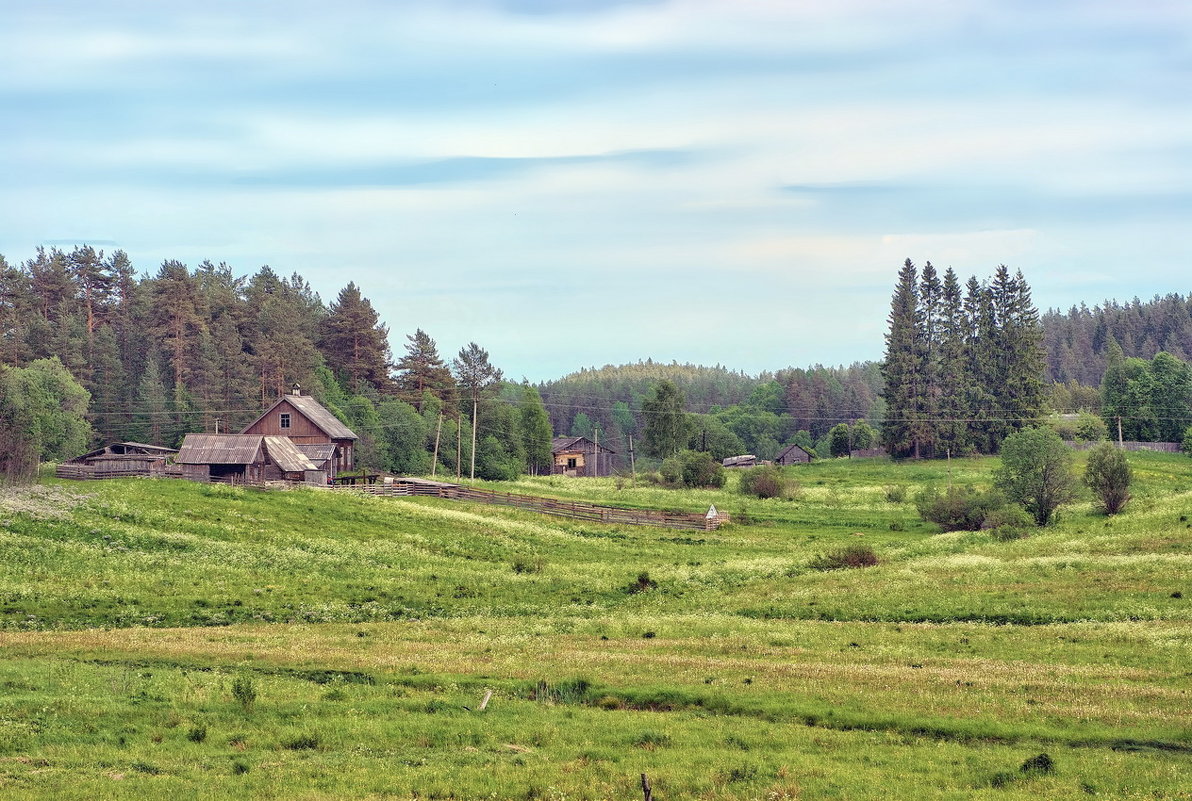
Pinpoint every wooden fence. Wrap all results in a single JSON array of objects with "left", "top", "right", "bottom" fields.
[
  {"left": 338, "top": 482, "right": 730, "bottom": 531},
  {"left": 1064, "top": 440, "right": 1181, "bottom": 453}
]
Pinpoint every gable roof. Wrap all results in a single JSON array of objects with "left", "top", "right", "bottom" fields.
[
  {"left": 240, "top": 393, "right": 358, "bottom": 440},
  {"left": 263, "top": 436, "right": 318, "bottom": 473},
  {"left": 177, "top": 434, "right": 264, "bottom": 465},
  {"left": 551, "top": 436, "right": 615, "bottom": 454},
  {"left": 776, "top": 442, "right": 811, "bottom": 460}
]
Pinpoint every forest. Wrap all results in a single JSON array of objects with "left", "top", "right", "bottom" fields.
[{"left": 2, "top": 246, "right": 1192, "bottom": 478}]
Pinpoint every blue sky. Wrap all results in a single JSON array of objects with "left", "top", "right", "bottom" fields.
[{"left": 3, "top": 0, "right": 1190, "bottom": 381}]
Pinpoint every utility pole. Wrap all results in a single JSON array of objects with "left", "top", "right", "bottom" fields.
[
  {"left": 593, "top": 427, "right": 599, "bottom": 477},
  {"left": 1117, "top": 416, "right": 1124, "bottom": 448},
  {"left": 470, "top": 397, "right": 478, "bottom": 480},
  {"left": 431, "top": 413, "right": 443, "bottom": 477},
  {"left": 457, "top": 415, "right": 462, "bottom": 480},
  {"left": 628, "top": 434, "right": 636, "bottom": 480}
]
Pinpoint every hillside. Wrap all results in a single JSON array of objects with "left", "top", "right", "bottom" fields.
[{"left": 0, "top": 456, "right": 1189, "bottom": 798}]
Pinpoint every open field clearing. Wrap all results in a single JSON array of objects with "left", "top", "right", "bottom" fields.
[{"left": 0, "top": 454, "right": 1189, "bottom": 798}]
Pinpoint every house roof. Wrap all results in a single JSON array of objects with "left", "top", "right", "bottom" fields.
[
  {"left": 722, "top": 454, "right": 758, "bottom": 467},
  {"left": 551, "top": 436, "right": 615, "bottom": 454},
  {"left": 295, "top": 443, "right": 337, "bottom": 463},
  {"left": 776, "top": 443, "right": 811, "bottom": 460},
  {"left": 240, "top": 393, "right": 358, "bottom": 440},
  {"left": 67, "top": 442, "right": 178, "bottom": 463},
  {"left": 177, "top": 434, "right": 264, "bottom": 465},
  {"left": 263, "top": 436, "right": 318, "bottom": 473}
]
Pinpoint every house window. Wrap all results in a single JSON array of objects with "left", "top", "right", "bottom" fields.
[
  {"left": 280, "top": 413, "right": 291, "bottom": 429},
  {"left": 566, "top": 457, "right": 577, "bottom": 469}
]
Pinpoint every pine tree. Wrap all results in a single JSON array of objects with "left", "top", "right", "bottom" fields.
[
  {"left": 394, "top": 329, "right": 456, "bottom": 411},
  {"left": 320, "top": 283, "right": 393, "bottom": 395},
  {"left": 452, "top": 342, "right": 503, "bottom": 479},
  {"left": 0, "top": 255, "right": 31, "bottom": 366}
]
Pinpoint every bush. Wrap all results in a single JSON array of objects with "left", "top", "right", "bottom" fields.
[
  {"left": 662, "top": 450, "right": 725, "bottom": 488},
  {"left": 808, "top": 544, "right": 879, "bottom": 571},
  {"left": 738, "top": 466, "right": 789, "bottom": 499},
  {"left": 1084, "top": 442, "right": 1132, "bottom": 515},
  {"left": 915, "top": 485, "right": 1005, "bottom": 531},
  {"left": 884, "top": 484, "right": 908, "bottom": 504},
  {"left": 982, "top": 505, "right": 1034, "bottom": 539},
  {"left": 1183, "top": 425, "right": 1192, "bottom": 455}
]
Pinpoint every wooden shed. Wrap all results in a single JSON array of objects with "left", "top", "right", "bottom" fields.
[
  {"left": 240, "top": 386, "right": 358, "bottom": 476},
  {"left": 176, "top": 433, "right": 324, "bottom": 485},
  {"left": 551, "top": 436, "right": 615, "bottom": 477},
  {"left": 774, "top": 443, "right": 813, "bottom": 466},
  {"left": 722, "top": 455, "right": 759, "bottom": 469},
  {"left": 56, "top": 442, "right": 177, "bottom": 480}
]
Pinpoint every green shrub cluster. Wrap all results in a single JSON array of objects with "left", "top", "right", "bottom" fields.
[
  {"left": 914, "top": 486, "right": 1006, "bottom": 531},
  {"left": 808, "top": 544, "right": 879, "bottom": 571},
  {"left": 660, "top": 450, "right": 725, "bottom": 488},
  {"left": 737, "top": 466, "right": 796, "bottom": 499}
]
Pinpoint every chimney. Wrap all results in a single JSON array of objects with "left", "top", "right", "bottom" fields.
[{"left": 291, "top": 382, "right": 302, "bottom": 396}]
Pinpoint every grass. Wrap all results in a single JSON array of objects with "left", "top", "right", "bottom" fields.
[{"left": 0, "top": 453, "right": 1188, "bottom": 798}]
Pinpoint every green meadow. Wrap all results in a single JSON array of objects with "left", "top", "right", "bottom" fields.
[{"left": 0, "top": 454, "right": 1189, "bottom": 799}]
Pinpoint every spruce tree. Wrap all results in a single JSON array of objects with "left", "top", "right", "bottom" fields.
[
  {"left": 936, "top": 267, "right": 970, "bottom": 454},
  {"left": 519, "top": 383, "right": 554, "bottom": 476},
  {"left": 880, "top": 260, "right": 922, "bottom": 457}
]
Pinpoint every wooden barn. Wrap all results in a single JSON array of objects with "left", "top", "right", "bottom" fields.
[
  {"left": 774, "top": 443, "right": 813, "bottom": 466},
  {"left": 551, "top": 436, "right": 615, "bottom": 477},
  {"left": 176, "top": 434, "right": 323, "bottom": 485},
  {"left": 240, "top": 385, "right": 358, "bottom": 476},
  {"left": 56, "top": 442, "right": 177, "bottom": 480}
]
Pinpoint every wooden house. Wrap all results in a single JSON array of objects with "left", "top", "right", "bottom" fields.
[
  {"left": 774, "top": 443, "right": 813, "bottom": 466},
  {"left": 550, "top": 436, "right": 615, "bottom": 477},
  {"left": 175, "top": 434, "right": 323, "bottom": 485},
  {"left": 240, "top": 386, "right": 358, "bottom": 476},
  {"left": 56, "top": 442, "right": 177, "bottom": 480}
]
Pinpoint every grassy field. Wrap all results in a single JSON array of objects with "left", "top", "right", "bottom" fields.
[{"left": 0, "top": 454, "right": 1188, "bottom": 799}]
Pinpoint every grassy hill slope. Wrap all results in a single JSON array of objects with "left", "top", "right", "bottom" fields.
[{"left": 0, "top": 455, "right": 1188, "bottom": 799}]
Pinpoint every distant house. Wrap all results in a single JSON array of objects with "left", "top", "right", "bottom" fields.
[
  {"left": 551, "top": 436, "right": 615, "bottom": 477},
  {"left": 774, "top": 443, "right": 813, "bottom": 466},
  {"left": 175, "top": 433, "right": 323, "bottom": 485},
  {"left": 56, "top": 442, "right": 178, "bottom": 480},
  {"left": 722, "top": 455, "right": 759, "bottom": 468},
  {"left": 240, "top": 385, "right": 358, "bottom": 475}
]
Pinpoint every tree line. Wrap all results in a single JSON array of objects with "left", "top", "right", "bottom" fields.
[{"left": 0, "top": 247, "right": 553, "bottom": 481}]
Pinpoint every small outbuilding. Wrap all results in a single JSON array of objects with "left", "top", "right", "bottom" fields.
[
  {"left": 56, "top": 442, "right": 178, "bottom": 480},
  {"left": 774, "top": 443, "right": 813, "bottom": 466},
  {"left": 176, "top": 433, "right": 323, "bottom": 485},
  {"left": 722, "top": 455, "right": 759, "bottom": 469},
  {"left": 551, "top": 436, "right": 616, "bottom": 477}
]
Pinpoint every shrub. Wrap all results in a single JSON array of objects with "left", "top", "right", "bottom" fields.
[
  {"left": 808, "top": 544, "right": 879, "bottom": 571},
  {"left": 623, "top": 571, "right": 657, "bottom": 594},
  {"left": 738, "top": 466, "right": 787, "bottom": 499},
  {"left": 1182, "top": 425, "right": 1192, "bottom": 455},
  {"left": 231, "top": 676, "right": 256, "bottom": 712},
  {"left": 982, "top": 504, "right": 1034, "bottom": 539},
  {"left": 884, "top": 484, "right": 907, "bottom": 504},
  {"left": 1084, "top": 442, "right": 1131, "bottom": 515},
  {"left": 186, "top": 724, "right": 207, "bottom": 743},
  {"left": 662, "top": 450, "right": 725, "bottom": 488},
  {"left": 915, "top": 485, "right": 1005, "bottom": 531}
]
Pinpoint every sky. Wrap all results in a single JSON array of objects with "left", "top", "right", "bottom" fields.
[{"left": 2, "top": 0, "right": 1190, "bottom": 382}]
